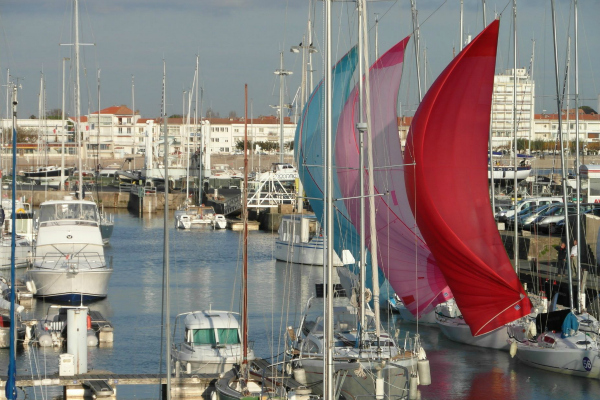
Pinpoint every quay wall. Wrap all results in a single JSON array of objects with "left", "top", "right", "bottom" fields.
[{"left": 5, "top": 189, "right": 187, "bottom": 210}]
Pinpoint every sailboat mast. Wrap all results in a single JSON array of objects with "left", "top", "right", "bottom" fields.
[
  {"left": 410, "top": 0, "right": 423, "bottom": 102},
  {"left": 61, "top": 58, "right": 69, "bottom": 191},
  {"left": 460, "top": 0, "right": 464, "bottom": 51},
  {"left": 6, "top": 84, "right": 18, "bottom": 400},
  {"left": 360, "top": 0, "right": 381, "bottom": 343},
  {"left": 74, "top": 0, "right": 83, "bottom": 201},
  {"left": 324, "top": 1, "right": 334, "bottom": 399},
  {"left": 551, "top": 0, "right": 573, "bottom": 310},
  {"left": 574, "top": 0, "right": 582, "bottom": 313},
  {"left": 512, "top": 0, "right": 519, "bottom": 274},
  {"left": 162, "top": 60, "right": 172, "bottom": 399},
  {"left": 242, "top": 84, "right": 249, "bottom": 372},
  {"left": 357, "top": 0, "right": 367, "bottom": 350}
]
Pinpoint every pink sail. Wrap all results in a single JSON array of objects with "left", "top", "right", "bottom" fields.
[
  {"left": 404, "top": 20, "right": 531, "bottom": 336},
  {"left": 336, "top": 36, "right": 453, "bottom": 318}
]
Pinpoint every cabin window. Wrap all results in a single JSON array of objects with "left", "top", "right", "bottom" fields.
[
  {"left": 217, "top": 328, "right": 240, "bottom": 345},
  {"left": 589, "top": 178, "right": 600, "bottom": 197},
  {"left": 191, "top": 329, "right": 217, "bottom": 345}
]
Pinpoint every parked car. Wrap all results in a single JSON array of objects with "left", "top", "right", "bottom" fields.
[
  {"left": 533, "top": 204, "right": 593, "bottom": 234},
  {"left": 553, "top": 204, "right": 600, "bottom": 234},
  {"left": 520, "top": 203, "right": 556, "bottom": 231},
  {"left": 496, "top": 197, "right": 563, "bottom": 223},
  {"left": 506, "top": 203, "right": 553, "bottom": 230}
]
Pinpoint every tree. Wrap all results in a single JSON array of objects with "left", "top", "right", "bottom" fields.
[
  {"left": 580, "top": 106, "right": 598, "bottom": 115},
  {"left": 286, "top": 141, "right": 294, "bottom": 151},
  {"left": 47, "top": 108, "right": 64, "bottom": 119},
  {"left": 228, "top": 110, "right": 238, "bottom": 119},
  {"left": 2, "top": 127, "right": 37, "bottom": 143},
  {"left": 169, "top": 114, "right": 183, "bottom": 119},
  {"left": 206, "top": 108, "right": 220, "bottom": 118},
  {"left": 235, "top": 140, "right": 253, "bottom": 151},
  {"left": 29, "top": 114, "right": 36, "bottom": 119}
]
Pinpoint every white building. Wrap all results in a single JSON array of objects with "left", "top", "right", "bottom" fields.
[
  {"left": 490, "top": 68, "right": 535, "bottom": 148},
  {"left": 533, "top": 109, "right": 600, "bottom": 147}
]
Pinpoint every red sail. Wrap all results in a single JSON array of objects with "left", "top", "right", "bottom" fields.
[{"left": 404, "top": 20, "right": 531, "bottom": 336}]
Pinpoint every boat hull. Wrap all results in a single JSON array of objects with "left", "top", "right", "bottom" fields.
[
  {"left": 436, "top": 318, "right": 510, "bottom": 350},
  {"left": 28, "top": 269, "right": 112, "bottom": 303},
  {"left": 298, "top": 358, "right": 413, "bottom": 399},
  {"left": 516, "top": 341, "right": 600, "bottom": 378},
  {"left": 275, "top": 238, "right": 343, "bottom": 266}
]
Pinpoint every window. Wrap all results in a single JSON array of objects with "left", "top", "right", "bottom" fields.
[
  {"left": 118, "top": 127, "right": 123, "bottom": 134},
  {"left": 191, "top": 329, "right": 216, "bottom": 345},
  {"left": 127, "top": 128, "right": 131, "bottom": 134},
  {"left": 217, "top": 328, "right": 240, "bottom": 344}
]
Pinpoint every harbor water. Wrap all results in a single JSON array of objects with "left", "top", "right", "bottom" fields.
[{"left": 1, "top": 210, "right": 599, "bottom": 399}]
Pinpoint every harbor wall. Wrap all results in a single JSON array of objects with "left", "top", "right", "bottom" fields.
[{"left": 5, "top": 189, "right": 187, "bottom": 210}]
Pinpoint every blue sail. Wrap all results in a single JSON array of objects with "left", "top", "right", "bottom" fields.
[{"left": 294, "top": 46, "right": 385, "bottom": 291}]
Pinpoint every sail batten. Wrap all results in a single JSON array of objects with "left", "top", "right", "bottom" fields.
[
  {"left": 336, "top": 36, "right": 453, "bottom": 318},
  {"left": 405, "top": 20, "right": 531, "bottom": 336}
]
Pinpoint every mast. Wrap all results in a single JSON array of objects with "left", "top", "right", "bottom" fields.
[
  {"left": 6, "top": 84, "right": 18, "bottom": 400},
  {"left": 357, "top": 0, "right": 367, "bottom": 350},
  {"left": 242, "top": 83, "right": 249, "bottom": 378},
  {"left": 98, "top": 70, "right": 101, "bottom": 169},
  {"left": 460, "top": 0, "right": 464, "bottom": 51},
  {"left": 61, "top": 58, "right": 69, "bottom": 191},
  {"left": 162, "top": 60, "right": 172, "bottom": 399},
  {"left": 132, "top": 75, "right": 135, "bottom": 160},
  {"left": 410, "top": 0, "right": 423, "bottom": 102},
  {"left": 360, "top": 0, "right": 382, "bottom": 347},
  {"left": 512, "top": 0, "right": 518, "bottom": 274},
  {"left": 574, "top": 0, "right": 582, "bottom": 313},
  {"left": 324, "top": 1, "right": 334, "bottom": 399},
  {"left": 551, "top": 0, "right": 573, "bottom": 309},
  {"left": 482, "top": 0, "right": 487, "bottom": 26},
  {"left": 74, "top": 0, "right": 83, "bottom": 201},
  {"left": 195, "top": 55, "right": 201, "bottom": 205},
  {"left": 275, "top": 53, "right": 292, "bottom": 164}
]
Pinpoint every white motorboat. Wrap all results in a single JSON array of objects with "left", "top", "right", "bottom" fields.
[
  {"left": 257, "top": 163, "right": 298, "bottom": 182},
  {"left": 23, "top": 165, "right": 74, "bottom": 185},
  {"left": 27, "top": 197, "right": 112, "bottom": 303},
  {"left": 172, "top": 310, "right": 254, "bottom": 374},
  {"left": 275, "top": 214, "right": 343, "bottom": 266},
  {"left": 175, "top": 205, "right": 219, "bottom": 229},
  {"left": 213, "top": 214, "right": 227, "bottom": 229},
  {"left": 288, "top": 299, "right": 419, "bottom": 399},
  {"left": 514, "top": 309, "right": 600, "bottom": 378}
]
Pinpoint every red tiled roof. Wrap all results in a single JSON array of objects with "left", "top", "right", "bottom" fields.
[{"left": 90, "top": 105, "right": 136, "bottom": 116}]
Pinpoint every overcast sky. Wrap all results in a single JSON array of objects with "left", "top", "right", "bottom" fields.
[{"left": 1, "top": 0, "right": 598, "bottom": 121}]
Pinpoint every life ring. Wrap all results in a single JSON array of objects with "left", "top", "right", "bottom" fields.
[{"left": 16, "top": 208, "right": 25, "bottom": 213}]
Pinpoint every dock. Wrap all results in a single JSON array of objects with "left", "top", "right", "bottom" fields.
[{"left": 0, "top": 372, "right": 219, "bottom": 400}]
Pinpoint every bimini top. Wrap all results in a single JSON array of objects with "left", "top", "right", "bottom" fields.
[{"left": 183, "top": 310, "right": 241, "bottom": 330}]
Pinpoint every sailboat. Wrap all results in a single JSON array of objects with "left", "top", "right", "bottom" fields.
[
  {"left": 289, "top": 6, "right": 425, "bottom": 397},
  {"left": 26, "top": 0, "right": 112, "bottom": 303},
  {"left": 513, "top": 0, "right": 600, "bottom": 377},
  {"left": 404, "top": 19, "right": 532, "bottom": 349},
  {"left": 215, "top": 86, "right": 313, "bottom": 400},
  {"left": 335, "top": 36, "right": 453, "bottom": 321}
]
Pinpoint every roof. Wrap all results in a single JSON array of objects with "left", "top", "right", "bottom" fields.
[
  {"left": 182, "top": 310, "right": 241, "bottom": 329},
  {"left": 90, "top": 105, "right": 136, "bottom": 116},
  {"left": 535, "top": 110, "right": 600, "bottom": 121}
]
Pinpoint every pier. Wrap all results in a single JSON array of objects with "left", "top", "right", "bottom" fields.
[{"left": 0, "top": 372, "right": 218, "bottom": 400}]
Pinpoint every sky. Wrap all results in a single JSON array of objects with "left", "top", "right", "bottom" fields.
[{"left": 0, "top": 0, "right": 598, "bottom": 121}]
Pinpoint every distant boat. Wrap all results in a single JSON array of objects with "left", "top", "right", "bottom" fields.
[
  {"left": 275, "top": 214, "right": 343, "bottom": 267},
  {"left": 174, "top": 205, "right": 219, "bottom": 229},
  {"left": 256, "top": 163, "right": 298, "bottom": 182},
  {"left": 171, "top": 310, "right": 254, "bottom": 374},
  {"left": 23, "top": 165, "right": 74, "bottom": 184},
  {"left": 488, "top": 163, "right": 532, "bottom": 180},
  {"left": 27, "top": 197, "right": 112, "bottom": 302}
]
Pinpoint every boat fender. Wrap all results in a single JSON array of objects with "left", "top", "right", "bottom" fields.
[
  {"left": 26, "top": 280, "right": 37, "bottom": 295},
  {"left": 418, "top": 346, "right": 427, "bottom": 361},
  {"left": 409, "top": 373, "right": 419, "bottom": 400},
  {"left": 293, "top": 367, "right": 307, "bottom": 385},
  {"left": 186, "top": 362, "right": 192, "bottom": 374},
  {"left": 87, "top": 314, "right": 92, "bottom": 330},
  {"left": 417, "top": 359, "right": 431, "bottom": 385},
  {"left": 509, "top": 341, "right": 518, "bottom": 358},
  {"left": 375, "top": 376, "right": 384, "bottom": 398},
  {"left": 87, "top": 330, "right": 98, "bottom": 347},
  {"left": 210, "top": 389, "right": 217, "bottom": 400},
  {"left": 37, "top": 328, "right": 53, "bottom": 347}
]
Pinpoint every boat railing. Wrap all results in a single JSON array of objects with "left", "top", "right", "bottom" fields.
[{"left": 30, "top": 252, "right": 109, "bottom": 270}]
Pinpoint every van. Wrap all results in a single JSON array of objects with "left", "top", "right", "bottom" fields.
[{"left": 497, "top": 197, "right": 563, "bottom": 222}]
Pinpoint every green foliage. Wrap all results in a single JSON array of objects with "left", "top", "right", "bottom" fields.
[{"left": 580, "top": 106, "right": 597, "bottom": 115}]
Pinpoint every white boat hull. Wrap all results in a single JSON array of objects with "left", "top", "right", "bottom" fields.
[
  {"left": 298, "top": 357, "right": 413, "bottom": 399},
  {"left": 172, "top": 346, "right": 254, "bottom": 375},
  {"left": 28, "top": 268, "right": 112, "bottom": 303},
  {"left": 275, "top": 238, "right": 343, "bottom": 266},
  {"left": 436, "top": 317, "right": 510, "bottom": 350},
  {"left": 516, "top": 334, "right": 600, "bottom": 378},
  {"left": 488, "top": 165, "right": 532, "bottom": 181}
]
